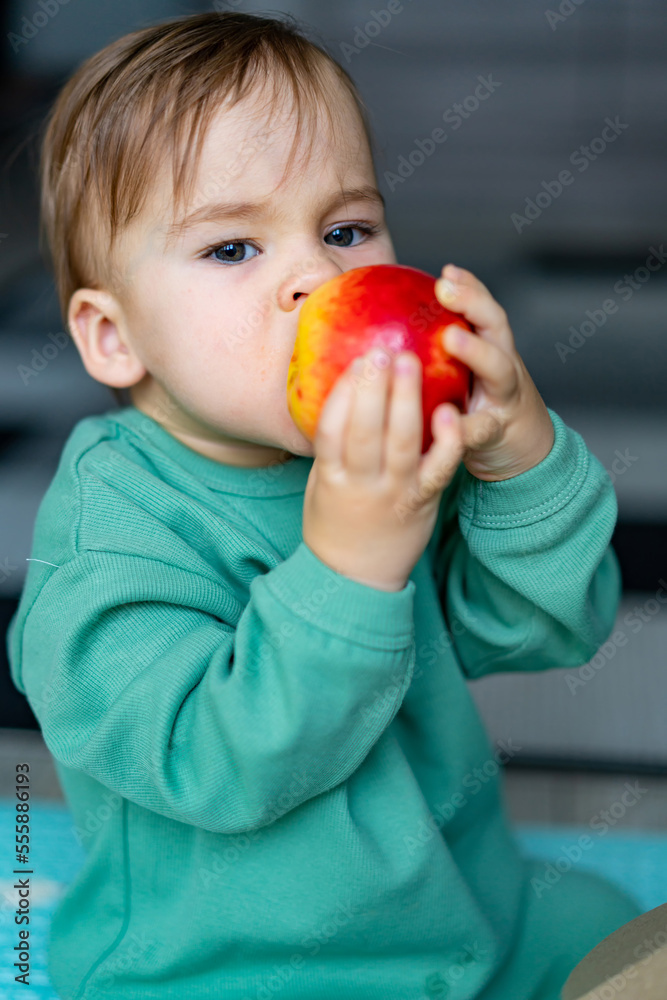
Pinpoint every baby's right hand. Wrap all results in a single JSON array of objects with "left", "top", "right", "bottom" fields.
[{"left": 302, "top": 344, "right": 465, "bottom": 592}]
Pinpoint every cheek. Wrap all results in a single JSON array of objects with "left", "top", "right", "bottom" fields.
[
  {"left": 153, "top": 288, "right": 222, "bottom": 362},
  {"left": 255, "top": 343, "right": 271, "bottom": 384},
  {"left": 124, "top": 276, "right": 182, "bottom": 363},
  {"left": 248, "top": 343, "right": 290, "bottom": 395}
]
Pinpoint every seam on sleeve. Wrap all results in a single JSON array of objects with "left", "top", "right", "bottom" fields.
[
  {"left": 263, "top": 573, "right": 416, "bottom": 651},
  {"left": 460, "top": 446, "right": 590, "bottom": 528},
  {"left": 73, "top": 421, "right": 124, "bottom": 557},
  {"left": 19, "top": 549, "right": 244, "bottom": 644}
]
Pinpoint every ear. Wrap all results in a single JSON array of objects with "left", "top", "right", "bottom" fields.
[{"left": 67, "top": 288, "right": 147, "bottom": 388}]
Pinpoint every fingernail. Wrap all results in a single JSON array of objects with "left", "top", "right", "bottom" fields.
[
  {"left": 371, "top": 348, "right": 389, "bottom": 367},
  {"left": 395, "top": 353, "right": 416, "bottom": 373},
  {"left": 436, "top": 278, "right": 458, "bottom": 304},
  {"left": 438, "top": 407, "right": 454, "bottom": 423},
  {"left": 444, "top": 325, "right": 465, "bottom": 348},
  {"left": 444, "top": 263, "right": 462, "bottom": 279}
]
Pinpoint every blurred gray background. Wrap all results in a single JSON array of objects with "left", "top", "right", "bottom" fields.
[{"left": 0, "top": 0, "right": 665, "bottom": 822}]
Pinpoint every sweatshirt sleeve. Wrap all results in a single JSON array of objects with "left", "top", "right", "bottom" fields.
[
  {"left": 14, "top": 540, "right": 416, "bottom": 834},
  {"left": 427, "top": 408, "right": 622, "bottom": 680}
]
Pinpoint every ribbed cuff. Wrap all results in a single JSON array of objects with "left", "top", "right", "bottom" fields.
[
  {"left": 458, "top": 408, "right": 591, "bottom": 529},
  {"left": 262, "top": 541, "right": 416, "bottom": 649}
]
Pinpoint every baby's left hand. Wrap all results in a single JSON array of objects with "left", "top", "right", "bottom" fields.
[{"left": 434, "top": 263, "right": 555, "bottom": 481}]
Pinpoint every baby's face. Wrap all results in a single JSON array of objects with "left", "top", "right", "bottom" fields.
[{"left": 115, "top": 77, "right": 397, "bottom": 467}]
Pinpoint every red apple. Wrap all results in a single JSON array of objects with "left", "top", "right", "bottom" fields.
[{"left": 287, "top": 263, "right": 475, "bottom": 454}]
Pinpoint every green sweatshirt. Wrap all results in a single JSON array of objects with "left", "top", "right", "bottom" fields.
[{"left": 7, "top": 404, "right": 627, "bottom": 1000}]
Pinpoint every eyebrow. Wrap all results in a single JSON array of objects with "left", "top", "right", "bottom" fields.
[{"left": 165, "top": 185, "right": 386, "bottom": 243}]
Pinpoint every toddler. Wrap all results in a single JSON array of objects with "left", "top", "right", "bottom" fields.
[{"left": 7, "top": 11, "right": 641, "bottom": 1000}]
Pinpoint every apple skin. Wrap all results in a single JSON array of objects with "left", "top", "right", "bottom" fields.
[{"left": 287, "top": 263, "right": 475, "bottom": 454}]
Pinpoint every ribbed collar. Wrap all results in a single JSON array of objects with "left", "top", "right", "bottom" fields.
[{"left": 112, "top": 406, "right": 314, "bottom": 497}]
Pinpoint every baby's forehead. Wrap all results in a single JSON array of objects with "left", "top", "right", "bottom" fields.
[
  {"left": 196, "top": 80, "right": 358, "bottom": 160},
  {"left": 172, "top": 88, "right": 368, "bottom": 206}
]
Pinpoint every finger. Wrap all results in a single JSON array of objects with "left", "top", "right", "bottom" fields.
[
  {"left": 344, "top": 346, "right": 392, "bottom": 476},
  {"left": 441, "top": 325, "right": 517, "bottom": 400},
  {"left": 384, "top": 350, "right": 423, "bottom": 479},
  {"left": 415, "top": 405, "right": 465, "bottom": 504},
  {"left": 435, "top": 265, "right": 515, "bottom": 353},
  {"left": 313, "top": 356, "right": 359, "bottom": 468}
]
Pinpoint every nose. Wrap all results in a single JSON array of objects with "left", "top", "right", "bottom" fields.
[{"left": 277, "top": 254, "right": 343, "bottom": 312}]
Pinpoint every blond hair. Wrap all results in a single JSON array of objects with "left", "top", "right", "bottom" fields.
[{"left": 38, "top": 11, "right": 378, "bottom": 403}]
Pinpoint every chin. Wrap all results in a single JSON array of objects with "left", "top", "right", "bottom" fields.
[
  {"left": 282, "top": 426, "right": 315, "bottom": 458},
  {"left": 286, "top": 438, "right": 315, "bottom": 458},
  {"left": 269, "top": 406, "right": 315, "bottom": 458}
]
